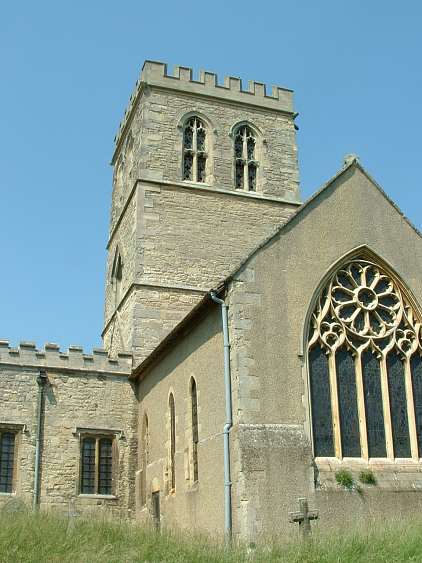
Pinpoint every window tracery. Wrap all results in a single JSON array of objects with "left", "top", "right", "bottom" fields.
[
  {"left": 182, "top": 117, "right": 207, "bottom": 183},
  {"left": 308, "top": 258, "right": 422, "bottom": 461},
  {"left": 234, "top": 125, "right": 258, "bottom": 191}
]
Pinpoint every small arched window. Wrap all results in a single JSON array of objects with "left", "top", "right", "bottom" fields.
[
  {"left": 234, "top": 125, "right": 258, "bottom": 191},
  {"left": 182, "top": 116, "right": 207, "bottom": 183},
  {"left": 308, "top": 256, "right": 422, "bottom": 461},
  {"left": 111, "top": 251, "right": 123, "bottom": 309},
  {"left": 140, "top": 413, "right": 149, "bottom": 507},
  {"left": 190, "top": 378, "right": 199, "bottom": 483},
  {"left": 169, "top": 393, "right": 176, "bottom": 491}
]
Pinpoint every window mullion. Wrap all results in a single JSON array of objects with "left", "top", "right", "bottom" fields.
[
  {"left": 380, "top": 354, "right": 394, "bottom": 459},
  {"left": 328, "top": 352, "right": 342, "bottom": 459},
  {"left": 404, "top": 356, "right": 419, "bottom": 460},
  {"left": 192, "top": 121, "right": 198, "bottom": 182},
  {"left": 242, "top": 131, "right": 248, "bottom": 190},
  {"left": 355, "top": 351, "right": 369, "bottom": 460}
]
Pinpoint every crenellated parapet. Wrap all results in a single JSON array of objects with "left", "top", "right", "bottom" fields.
[
  {"left": 114, "top": 60, "right": 295, "bottom": 149},
  {"left": 0, "top": 340, "right": 132, "bottom": 375}
]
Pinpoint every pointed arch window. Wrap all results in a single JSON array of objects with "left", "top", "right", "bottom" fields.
[
  {"left": 182, "top": 116, "right": 207, "bottom": 183},
  {"left": 190, "top": 378, "right": 199, "bottom": 483},
  {"left": 308, "top": 257, "right": 422, "bottom": 461},
  {"left": 234, "top": 125, "right": 258, "bottom": 191},
  {"left": 111, "top": 251, "right": 123, "bottom": 309},
  {"left": 169, "top": 393, "right": 176, "bottom": 491},
  {"left": 140, "top": 413, "right": 149, "bottom": 507}
]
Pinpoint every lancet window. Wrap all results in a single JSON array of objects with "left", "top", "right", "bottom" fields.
[
  {"left": 234, "top": 125, "right": 258, "bottom": 191},
  {"left": 182, "top": 116, "right": 207, "bottom": 183},
  {"left": 140, "top": 414, "right": 149, "bottom": 507},
  {"left": 169, "top": 393, "right": 176, "bottom": 491},
  {"left": 190, "top": 378, "right": 199, "bottom": 483},
  {"left": 111, "top": 251, "right": 123, "bottom": 309},
  {"left": 308, "top": 257, "right": 422, "bottom": 461}
]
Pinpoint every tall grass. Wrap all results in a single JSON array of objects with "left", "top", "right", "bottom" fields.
[{"left": 1, "top": 511, "right": 422, "bottom": 562}]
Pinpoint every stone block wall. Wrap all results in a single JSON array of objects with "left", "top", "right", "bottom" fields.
[{"left": 0, "top": 342, "right": 135, "bottom": 517}]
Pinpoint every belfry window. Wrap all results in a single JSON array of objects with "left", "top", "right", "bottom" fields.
[
  {"left": 182, "top": 116, "right": 207, "bottom": 183},
  {"left": 308, "top": 257, "right": 422, "bottom": 461},
  {"left": 234, "top": 125, "right": 258, "bottom": 191}
]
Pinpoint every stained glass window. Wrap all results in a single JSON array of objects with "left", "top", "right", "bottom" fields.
[
  {"left": 309, "top": 345, "right": 334, "bottom": 456},
  {"left": 182, "top": 117, "right": 207, "bottom": 183},
  {"left": 387, "top": 354, "right": 411, "bottom": 457},
  {"left": 362, "top": 350, "right": 386, "bottom": 457},
  {"left": 0, "top": 432, "right": 15, "bottom": 493},
  {"left": 234, "top": 125, "right": 258, "bottom": 191},
  {"left": 336, "top": 349, "right": 361, "bottom": 457},
  {"left": 411, "top": 355, "right": 422, "bottom": 456},
  {"left": 80, "top": 435, "right": 115, "bottom": 495},
  {"left": 308, "top": 256, "right": 422, "bottom": 462}
]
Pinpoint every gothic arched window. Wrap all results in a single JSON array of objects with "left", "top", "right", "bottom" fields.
[
  {"left": 234, "top": 124, "right": 258, "bottom": 191},
  {"left": 190, "top": 378, "right": 199, "bottom": 483},
  {"left": 182, "top": 116, "right": 207, "bottom": 183},
  {"left": 308, "top": 257, "right": 422, "bottom": 461},
  {"left": 140, "top": 413, "right": 149, "bottom": 507},
  {"left": 111, "top": 251, "right": 123, "bottom": 309},
  {"left": 169, "top": 393, "right": 176, "bottom": 491}
]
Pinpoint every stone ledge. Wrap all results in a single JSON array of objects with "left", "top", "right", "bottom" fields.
[{"left": 0, "top": 341, "right": 132, "bottom": 374}]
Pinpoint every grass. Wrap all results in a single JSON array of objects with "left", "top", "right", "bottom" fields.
[{"left": 1, "top": 511, "right": 422, "bottom": 562}]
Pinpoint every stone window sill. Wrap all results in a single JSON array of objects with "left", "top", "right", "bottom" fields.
[
  {"left": 315, "top": 457, "right": 422, "bottom": 470},
  {"left": 314, "top": 457, "right": 422, "bottom": 492},
  {"left": 78, "top": 494, "right": 118, "bottom": 500},
  {"left": 0, "top": 492, "right": 16, "bottom": 497}
]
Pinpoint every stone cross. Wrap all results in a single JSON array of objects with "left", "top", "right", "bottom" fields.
[
  {"left": 288, "top": 497, "right": 318, "bottom": 539},
  {"left": 66, "top": 499, "right": 78, "bottom": 536}
]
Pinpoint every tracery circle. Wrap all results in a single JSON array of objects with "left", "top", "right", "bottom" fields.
[{"left": 330, "top": 261, "right": 402, "bottom": 338}]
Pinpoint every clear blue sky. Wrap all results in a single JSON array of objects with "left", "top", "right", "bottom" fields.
[{"left": 1, "top": 1, "right": 421, "bottom": 351}]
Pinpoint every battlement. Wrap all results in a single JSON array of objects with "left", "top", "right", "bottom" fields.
[
  {"left": 0, "top": 340, "right": 132, "bottom": 374},
  {"left": 114, "top": 60, "right": 294, "bottom": 148}
]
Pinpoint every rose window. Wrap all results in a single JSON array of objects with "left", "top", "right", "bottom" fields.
[{"left": 331, "top": 262, "right": 402, "bottom": 339}]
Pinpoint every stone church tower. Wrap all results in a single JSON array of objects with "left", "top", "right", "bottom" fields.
[{"left": 103, "top": 61, "right": 302, "bottom": 363}]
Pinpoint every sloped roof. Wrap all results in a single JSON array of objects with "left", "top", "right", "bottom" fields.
[{"left": 131, "top": 159, "right": 422, "bottom": 380}]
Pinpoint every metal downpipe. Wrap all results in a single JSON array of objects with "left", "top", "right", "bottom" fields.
[
  {"left": 210, "top": 292, "right": 233, "bottom": 540},
  {"left": 33, "top": 370, "right": 47, "bottom": 511}
]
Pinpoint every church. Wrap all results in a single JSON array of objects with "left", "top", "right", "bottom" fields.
[{"left": 1, "top": 60, "right": 422, "bottom": 540}]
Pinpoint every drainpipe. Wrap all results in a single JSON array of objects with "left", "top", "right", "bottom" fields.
[
  {"left": 33, "top": 370, "right": 47, "bottom": 510},
  {"left": 210, "top": 292, "right": 233, "bottom": 540}
]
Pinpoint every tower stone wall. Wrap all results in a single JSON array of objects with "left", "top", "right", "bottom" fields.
[{"left": 103, "top": 61, "right": 301, "bottom": 363}]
